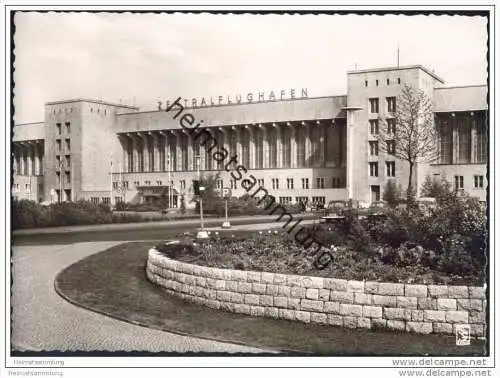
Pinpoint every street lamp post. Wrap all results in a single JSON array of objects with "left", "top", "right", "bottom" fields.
[{"left": 196, "top": 154, "right": 208, "bottom": 239}]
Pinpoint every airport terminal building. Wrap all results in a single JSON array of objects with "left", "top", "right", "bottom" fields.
[{"left": 12, "top": 64, "right": 488, "bottom": 207}]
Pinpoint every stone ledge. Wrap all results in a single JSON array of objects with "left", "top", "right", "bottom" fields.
[{"left": 147, "top": 248, "right": 486, "bottom": 337}]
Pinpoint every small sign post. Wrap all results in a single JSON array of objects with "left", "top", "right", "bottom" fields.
[{"left": 222, "top": 187, "right": 232, "bottom": 228}]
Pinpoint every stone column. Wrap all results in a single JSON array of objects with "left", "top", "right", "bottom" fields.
[
  {"left": 452, "top": 114, "right": 458, "bottom": 164},
  {"left": 304, "top": 122, "right": 311, "bottom": 168},
  {"left": 276, "top": 124, "right": 282, "bottom": 168},
  {"left": 175, "top": 131, "right": 183, "bottom": 171},
  {"left": 141, "top": 134, "right": 149, "bottom": 172},
  {"left": 199, "top": 130, "right": 206, "bottom": 171},
  {"left": 153, "top": 132, "right": 160, "bottom": 172},
  {"left": 248, "top": 126, "right": 255, "bottom": 169},
  {"left": 262, "top": 125, "right": 269, "bottom": 169},
  {"left": 470, "top": 112, "right": 476, "bottom": 164},
  {"left": 319, "top": 122, "right": 325, "bottom": 167},
  {"left": 235, "top": 126, "right": 243, "bottom": 164},
  {"left": 289, "top": 123, "right": 297, "bottom": 169}
]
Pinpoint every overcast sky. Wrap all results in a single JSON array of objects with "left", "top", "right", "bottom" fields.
[{"left": 14, "top": 12, "right": 487, "bottom": 123}]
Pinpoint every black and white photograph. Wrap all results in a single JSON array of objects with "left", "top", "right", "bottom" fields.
[{"left": 2, "top": 3, "right": 498, "bottom": 378}]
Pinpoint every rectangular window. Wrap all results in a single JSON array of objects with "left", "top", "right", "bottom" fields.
[
  {"left": 56, "top": 139, "right": 61, "bottom": 152},
  {"left": 65, "top": 139, "right": 71, "bottom": 152},
  {"left": 272, "top": 178, "right": 280, "bottom": 190},
  {"left": 386, "top": 161, "right": 396, "bottom": 177},
  {"left": 65, "top": 155, "right": 71, "bottom": 167},
  {"left": 387, "top": 118, "right": 396, "bottom": 134},
  {"left": 230, "top": 179, "right": 238, "bottom": 189},
  {"left": 371, "top": 185, "right": 381, "bottom": 202},
  {"left": 156, "top": 180, "right": 162, "bottom": 186},
  {"left": 369, "top": 120, "right": 379, "bottom": 135},
  {"left": 369, "top": 98, "right": 379, "bottom": 113},
  {"left": 387, "top": 140, "right": 396, "bottom": 155},
  {"left": 180, "top": 180, "right": 186, "bottom": 190},
  {"left": 473, "top": 175, "right": 484, "bottom": 189},
  {"left": 369, "top": 141, "right": 379, "bottom": 156},
  {"left": 279, "top": 196, "right": 292, "bottom": 205},
  {"left": 302, "top": 178, "right": 309, "bottom": 189},
  {"left": 144, "top": 180, "right": 151, "bottom": 186},
  {"left": 438, "top": 116, "right": 453, "bottom": 164},
  {"left": 65, "top": 171, "right": 71, "bottom": 183},
  {"left": 91, "top": 197, "right": 99, "bottom": 204},
  {"left": 311, "top": 196, "right": 325, "bottom": 205},
  {"left": 387, "top": 97, "right": 396, "bottom": 113},
  {"left": 134, "top": 181, "right": 140, "bottom": 188},
  {"left": 287, "top": 178, "right": 294, "bottom": 189},
  {"left": 123, "top": 181, "right": 129, "bottom": 189},
  {"left": 65, "top": 122, "right": 71, "bottom": 134},
  {"left": 56, "top": 155, "right": 61, "bottom": 168},
  {"left": 457, "top": 116, "right": 472, "bottom": 164},
  {"left": 316, "top": 177, "right": 325, "bottom": 189},
  {"left": 454, "top": 175, "right": 464, "bottom": 190},
  {"left": 56, "top": 123, "right": 61, "bottom": 135},
  {"left": 296, "top": 196, "right": 308, "bottom": 204},
  {"left": 217, "top": 179, "right": 223, "bottom": 189},
  {"left": 257, "top": 179, "right": 264, "bottom": 187},
  {"left": 331, "top": 177, "right": 341, "bottom": 188},
  {"left": 115, "top": 197, "right": 123, "bottom": 204},
  {"left": 102, "top": 197, "right": 110, "bottom": 204},
  {"left": 475, "top": 114, "right": 487, "bottom": 163},
  {"left": 369, "top": 162, "right": 379, "bottom": 177}
]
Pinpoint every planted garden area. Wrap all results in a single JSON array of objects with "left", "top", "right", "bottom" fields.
[{"left": 157, "top": 190, "right": 486, "bottom": 286}]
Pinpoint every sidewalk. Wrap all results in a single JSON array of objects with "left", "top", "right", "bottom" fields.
[{"left": 205, "top": 219, "right": 316, "bottom": 232}]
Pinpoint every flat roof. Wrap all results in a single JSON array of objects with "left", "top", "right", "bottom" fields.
[
  {"left": 347, "top": 65, "right": 445, "bottom": 84},
  {"left": 45, "top": 98, "right": 138, "bottom": 110}
]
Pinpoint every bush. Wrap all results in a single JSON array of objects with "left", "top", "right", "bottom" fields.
[{"left": 383, "top": 180, "right": 402, "bottom": 208}]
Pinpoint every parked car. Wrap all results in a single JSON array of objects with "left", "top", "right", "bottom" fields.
[{"left": 321, "top": 200, "right": 349, "bottom": 223}]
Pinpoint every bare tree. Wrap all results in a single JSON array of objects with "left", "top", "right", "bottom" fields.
[{"left": 378, "top": 84, "right": 438, "bottom": 202}]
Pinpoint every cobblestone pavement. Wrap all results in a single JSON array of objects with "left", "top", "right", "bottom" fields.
[{"left": 11, "top": 241, "right": 270, "bottom": 353}]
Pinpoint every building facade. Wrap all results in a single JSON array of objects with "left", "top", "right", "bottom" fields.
[{"left": 12, "top": 65, "right": 488, "bottom": 207}]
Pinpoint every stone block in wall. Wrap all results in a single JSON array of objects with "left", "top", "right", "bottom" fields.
[
  {"left": 221, "top": 269, "right": 232, "bottom": 281},
  {"left": 264, "top": 307, "right": 279, "bottom": 319},
  {"left": 405, "top": 284, "right": 428, "bottom": 298},
  {"left": 428, "top": 285, "right": 448, "bottom": 297},
  {"left": 237, "top": 282, "right": 252, "bottom": 294},
  {"left": 469, "top": 310, "right": 486, "bottom": 324},
  {"left": 406, "top": 322, "right": 433, "bottom": 334},
  {"left": 330, "top": 291, "right": 354, "bottom": 303},
  {"left": 260, "top": 295, "right": 274, "bottom": 307},
  {"left": 324, "top": 278, "right": 348, "bottom": 291},
  {"left": 250, "top": 306, "right": 265, "bottom": 317},
  {"left": 411, "top": 310, "right": 424, "bottom": 322},
  {"left": 446, "top": 311, "right": 468, "bottom": 323},
  {"left": 295, "top": 310, "right": 311, "bottom": 323},
  {"left": 310, "top": 312, "right": 328, "bottom": 324},
  {"left": 230, "top": 292, "right": 244, "bottom": 304},
  {"left": 215, "top": 280, "right": 226, "bottom": 290},
  {"left": 261, "top": 272, "right": 275, "bottom": 284},
  {"left": 387, "top": 320, "right": 406, "bottom": 331},
  {"left": 343, "top": 316, "right": 358, "bottom": 329},
  {"left": 418, "top": 298, "right": 438, "bottom": 310},
  {"left": 437, "top": 298, "right": 457, "bottom": 311},
  {"left": 365, "top": 281, "right": 380, "bottom": 294},
  {"left": 457, "top": 299, "right": 483, "bottom": 311},
  {"left": 433, "top": 322, "right": 453, "bottom": 334},
  {"left": 319, "top": 289, "right": 330, "bottom": 301},
  {"left": 175, "top": 272, "right": 187, "bottom": 284},
  {"left": 247, "top": 271, "right": 262, "bottom": 283},
  {"left": 328, "top": 314, "right": 344, "bottom": 326},
  {"left": 378, "top": 283, "right": 405, "bottom": 296},
  {"left": 205, "top": 278, "right": 217, "bottom": 289},
  {"left": 373, "top": 295, "right": 397, "bottom": 307},
  {"left": 279, "top": 309, "right": 295, "bottom": 320},
  {"left": 372, "top": 318, "right": 387, "bottom": 329},
  {"left": 230, "top": 270, "right": 247, "bottom": 282},
  {"left": 354, "top": 293, "right": 372, "bottom": 305},
  {"left": 252, "top": 283, "right": 267, "bottom": 294},
  {"left": 274, "top": 296, "right": 288, "bottom": 308},
  {"left": 195, "top": 276, "right": 207, "bottom": 287},
  {"left": 324, "top": 301, "right": 340, "bottom": 314},
  {"left": 179, "top": 284, "right": 191, "bottom": 294},
  {"left": 225, "top": 280, "right": 239, "bottom": 292},
  {"left": 448, "top": 286, "right": 469, "bottom": 299},
  {"left": 206, "top": 300, "right": 221, "bottom": 310},
  {"left": 305, "top": 288, "right": 319, "bottom": 300},
  {"left": 339, "top": 304, "right": 363, "bottom": 317},
  {"left": 347, "top": 280, "right": 365, "bottom": 293},
  {"left": 273, "top": 273, "right": 288, "bottom": 285},
  {"left": 357, "top": 317, "right": 371, "bottom": 329},
  {"left": 384, "top": 307, "right": 407, "bottom": 320},
  {"left": 244, "top": 294, "right": 260, "bottom": 306},
  {"left": 397, "top": 296, "right": 418, "bottom": 309},
  {"left": 207, "top": 268, "right": 225, "bottom": 280},
  {"left": 301, "top": 299, "right": 324, "bottom": 312},
  {"left": 288, "top": 298, "right": 301, "bottom": 309},
  {"left": 216, "top": 290, "right": 231, "bottom": 302},
  {"left": 266, "top": 284, "right": 280, "bottom": 296},
  {"left": 287, "top": 275, "right": 303, "bottom": 287},
  {"left": 363, "top": 305, "right": 382, "bottom": 318},
  {"left": 233, "top": 303, "right": 251, "bottom": 315},
  {"left": 302, "top": 276, "right": 324, "bottom": 289},
  {"left": 184, "top": 274, "right": 196, "bottom": 285},
  {"left": 469, "top": 286, "right": 486, "bottom": 299},
  {"left": 290, "top": 287, "right": 306, "bottom": 298},
  {"left": 470, "top": 324, "right": 484, "bottom": 337},
  {"left": 424, "top": 310, "right": 446, "bottom": 322},
  {"left": 278, "top": 285, "right": 291, "bottom": 297},
  {"left": 220, "top": 302, "right": 236, "bottom": 312}
]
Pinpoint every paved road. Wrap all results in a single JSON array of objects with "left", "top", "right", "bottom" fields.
[{"left": 11, "top": 241, "right": 270, "bottom": 353}]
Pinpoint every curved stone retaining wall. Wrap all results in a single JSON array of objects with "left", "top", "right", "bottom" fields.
[{"left": 146, "top": 248, "right": 486, "bottom": 337}]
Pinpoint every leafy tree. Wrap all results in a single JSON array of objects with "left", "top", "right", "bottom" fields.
[
  {"left": 378, "top": 84, "right": 438, "bottom": 203},
  {"left": 382, "top": 179, "right": 402, "bottom": 208},
  {"left": 420, "top": 174, "right": 453, "bottom": 204}
]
